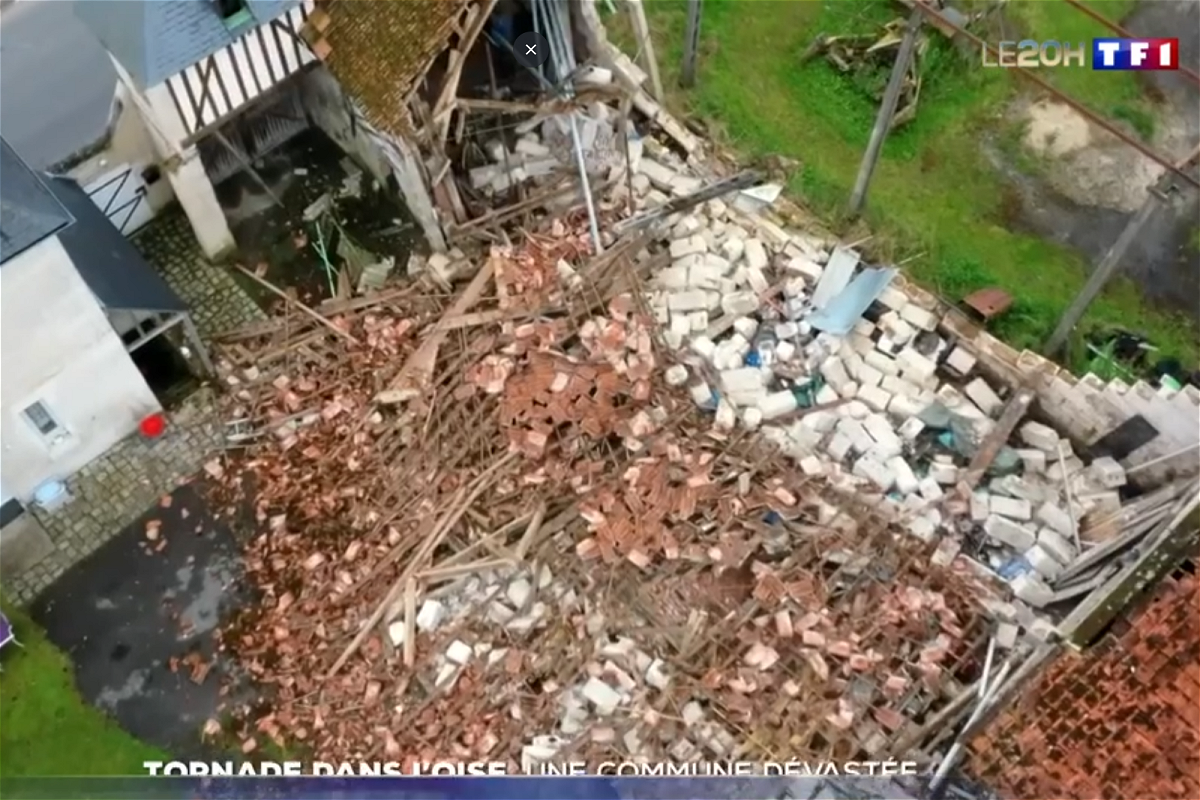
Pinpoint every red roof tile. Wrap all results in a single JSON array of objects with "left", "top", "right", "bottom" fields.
[{"left": 969, "top": 571, "right": 1200, "bottom": 800}]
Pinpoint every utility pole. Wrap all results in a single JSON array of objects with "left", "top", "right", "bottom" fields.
[
  {"left": 847, "top": 8, "right": 923, "bottom": 216},
  {"left": 1044, "top": 143, "right": 1200, "bottom": 357},
  {"left": 681, "top": 0, "right": 702, "bottom": 88},
  {"left": 625, "top": 0, "right": 664, "bottom": 102}
]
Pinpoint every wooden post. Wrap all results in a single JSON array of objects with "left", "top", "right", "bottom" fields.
[
  {"left": 847, "top": 8, "right": 923, "bottom": 216},
  {"left": 681, "top": 0, "right": 702, "bottom": 88},
  {"left": 1044, "top": 143, "right": 1200, "bottom": 356},
  {"left": 625, "top": 0, "right": 664, "bottom": 102}
]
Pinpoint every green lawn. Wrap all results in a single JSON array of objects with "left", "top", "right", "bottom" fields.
[
  {"left": 610, "top": 0, "right": 1198, "bottom": 369},
  {"left": 0, "top": 601, "right": 166, "bottom": 776}
]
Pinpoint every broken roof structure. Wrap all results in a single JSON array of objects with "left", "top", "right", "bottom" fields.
[{"left": 190, "top": 3, "right": 1197, "bottom": 794}]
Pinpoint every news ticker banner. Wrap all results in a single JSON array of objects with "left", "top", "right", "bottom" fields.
[{"left": 0, "top": 775, "right": 940, "bottom": 800}]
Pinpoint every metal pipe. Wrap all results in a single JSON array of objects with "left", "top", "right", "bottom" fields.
[
  {"left": 1060, "top": 0, "right": 1200, "bottom": 87},
  {"left": 911, "top": 2, "right": 1200, "bottom": 188}
]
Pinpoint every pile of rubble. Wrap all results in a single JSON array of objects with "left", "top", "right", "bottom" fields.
[{"left": 200, "top": 86, "right": 1192, "bottom": 775}]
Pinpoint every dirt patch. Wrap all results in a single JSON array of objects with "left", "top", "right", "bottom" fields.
[{"left": 989, "top": 0, "right": 1200, "bottom": 326}]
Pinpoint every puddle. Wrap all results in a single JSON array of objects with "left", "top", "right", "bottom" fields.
[{"left": 217, "top": 128, "right": 422, "bottom": 307}]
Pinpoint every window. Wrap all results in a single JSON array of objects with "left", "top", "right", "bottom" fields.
[
  {"left": 215, "top": 0, "right": 253, "bottom": 28},
  {"left": 22, "top": 401, "right": 61, "bottom": 438}
]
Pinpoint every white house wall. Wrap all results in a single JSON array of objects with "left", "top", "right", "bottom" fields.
[
  {"left": 160, "top": 1, "right": 316, "bottom": 139},
  {"left": 0, "top": 237, "right": 161, "bottom": 501}
]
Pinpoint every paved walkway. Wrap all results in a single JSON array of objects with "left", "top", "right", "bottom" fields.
[
  {"left": 7, "top": 390, "right": 224, "bottom": 604},
  {"left": 133, "top": 210, "right": 265, "bottom": 338},
  {"left": 8, "top": 209, "right": 264, "bottom": 604},
  {"left": 30, "top": 482, "right": 249, "bottom": 757}
]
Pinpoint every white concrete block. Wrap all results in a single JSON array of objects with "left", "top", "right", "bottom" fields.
[
  {"left": 918, "top": 476, "right": 944, "bottom": 501},
  {"left": 758, "top": 391, "right": 799, "bottom": 421},
  {"left": 744, "top": 238, "right": 768, "bottom": 271},
  {"left": 1088, "top": 456, "right": 1127, "bottom": 489},
  {"left": 689, "top": 381, "right": 715, "bottom": 407},
  {"left": 1024, "top": 544, "right": 1063, "bottom": 580},
  {"left": 714, "top": 399, "right": 737, "bottom": 431},
  {"left": 785, "top": 256, "right": 823, "bottom": 283},
  {"left": 887, "top": 393, "right": 927, "bottom": 421},
  {"left": 664, "top": 365, "right": 689, "bottom": 387},
  {"left": 970, "top": 491, "right": 990, "bottom": 522},
  {"left": 836, "top": 418, "right": 876, "bottom": 455},
  {"left": 1015, "top": 448, "right": 1047, "bottom": 474},
  {"left": 1037, "top": 527, "right": 1075, "bottom": 565},
  {"left": 853, "top": 456, "right": 895, "bottom": 491},
  {"left": 858, "top": 384, "right": 893, "bottom": 413},
  {"left": 825, "top": 431, "right": 855, "bottom": 461},
  {"left": 881, "top": 374, "right": 921, "bottom": 397},
  {"left": 799, "top": 455, "right": 826, "bottom": 476},
  {"left": 1035, "top": 501, "right": 1074, "bottom": 537},
  {"left": 732, "top": 316, "right": 758, "bottom": 339},
  {"left": 1019, "top": 421, "right": 1060, "bottom": 452},
  {"left": 896, "top": 348, "right": 937, "bottom": 385},
  {"left": 964, "top": 378, "right": 1004, "bottom": 417},
  {"left": 898, "top": 417, "right": 926, "bottom": 441},
  {"left": 667, "top": 290, "right": 708, "bottom": 312},
  {"left": 864, "top": 350, "right": 901, "bottom": 376},
  {"left": 581, "top": 677, "right": 624, "bottom": 714},
  {"left": 877, "top": 286, "right": 909, "bottom": 311},
  {"left": 740, "top": 407, "right": 763, "bottom": 431},
  {"left": 856, "top": 363, "right": 884, "bottom": 388},
  {"left": 672, "top": 214, "right": 704, "bottom": 239},
  {"left": 899, "top": 303, "right": 938, "bottom": 331},
  {"left": 446, "top": 639, "right": 474, "bottom": 665},
  {"left": 1010, "top": 573, "right": 1053, "bottom": 608},
  {"left": 990, "top": 495, "right": 1032, "bottom": 521},
  {"left": 416, "top": 599, "right": 447, "bottom": 632},
  {"left": 819, "top": 357, "right": 854, "bottom": 396},
  {"left": 889, "top": 457, "right": 919, "bottom": 495},
  {"left": 775, "top": 340, "right": 797, "bottom": 362},
  {"left": 944, "top": 346, "right": 977, "bottom": 376},
  {"left": 930, "top": 462, "right": 959, "bottom": 484},
  {"left": 817, "top": 385, "right": 841, "bottom": 406},
  {"left": 721, "top": 291, "right": 760, "bottom": 317},
  {"left": 669, "top": 235, "right": 707, "bottom": 259},
  {"left": 637, "top": 158, "right": 677, "bottom": 190},
  {"left": 801, "top": 410, "right": 839, "bottom": 434},
  {"left": 985, "top": 515, "right": 1037, "bottom": 550},
  {"left": 720, "top": 237, "right": 745, "bottom": 263},
  {"left": 689, "top": 336, "right": 716, "bottom": 361},
  {"left": 745, "top": 265, "right": 769, "bottom": 294},
  {"left": 863, "top": 414, "right": 902, "bottom": 455}
]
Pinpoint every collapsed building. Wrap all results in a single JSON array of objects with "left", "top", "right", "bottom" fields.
[{"left": 192, "top": 0, "right": 1199, "bottom": 795}]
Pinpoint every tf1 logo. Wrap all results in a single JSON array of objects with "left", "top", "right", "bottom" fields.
[{"left": 982, "top": 38, "right": 1179, "bottom": 70}]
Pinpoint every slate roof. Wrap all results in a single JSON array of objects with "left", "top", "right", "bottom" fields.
[
  {"left": 0, "top": 138, "right": 74, "bottom": 265},
  {"left": 45, "top": 176, "right": 186, "bottom": 314},
  {"left": 313, "top": 0, "right": 471, "bottom": 136},
  {"left": 73, "top": 0, "right": 302, "bottom": 89}
]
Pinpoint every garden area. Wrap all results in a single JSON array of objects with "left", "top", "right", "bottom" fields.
[{"left": 608, "top": 0, "right": 1199, "bottom": 372}]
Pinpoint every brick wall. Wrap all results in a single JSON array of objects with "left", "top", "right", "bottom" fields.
[{"left": 969, "top": 570, "right": 1200, "bottom": 799}]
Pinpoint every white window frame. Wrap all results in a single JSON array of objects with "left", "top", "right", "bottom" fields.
[{"left": 21, "top": 400, "right": 69, "bottom": 445}]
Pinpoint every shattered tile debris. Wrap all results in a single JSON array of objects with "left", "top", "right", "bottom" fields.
[{"left": 199, "top": 67, "right": 1196, "bottom": 777}]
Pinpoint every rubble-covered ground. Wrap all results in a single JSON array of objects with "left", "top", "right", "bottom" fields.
[{"left": 196, "top": 88, "right": 1195, "bottom": 778}]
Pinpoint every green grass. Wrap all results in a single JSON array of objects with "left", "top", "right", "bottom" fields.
[
  {"left": 610, "top": 0, "right": 1198, "bottom": 369},
  {"left": 0, "top": 601, "right": 167, "bottom": 776}
]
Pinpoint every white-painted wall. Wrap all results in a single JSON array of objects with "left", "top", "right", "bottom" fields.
[
  {"left": 0, "top": 237, "right": 161, "bottom": 502},
  {"left": 109, "top": 58, "right": 236, "bottom": 260}
]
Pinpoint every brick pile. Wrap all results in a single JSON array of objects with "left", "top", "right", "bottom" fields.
[{"left": 968, "top": 569, "right": 1200, "bottom": 800}]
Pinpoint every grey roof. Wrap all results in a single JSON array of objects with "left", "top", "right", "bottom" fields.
[
  {"left": 45, "top": 175, "right": 186, "bottom": 313},
  {"left": 0, "top": 138, "right": 74, "bottom": 265},
  {"left": 73, "top": 0, "right": 302, "bottom": 89}
]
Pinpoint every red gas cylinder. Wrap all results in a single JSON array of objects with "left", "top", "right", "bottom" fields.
[{"left": 140, "top": 412, "right": 167, "bottom": 438}]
